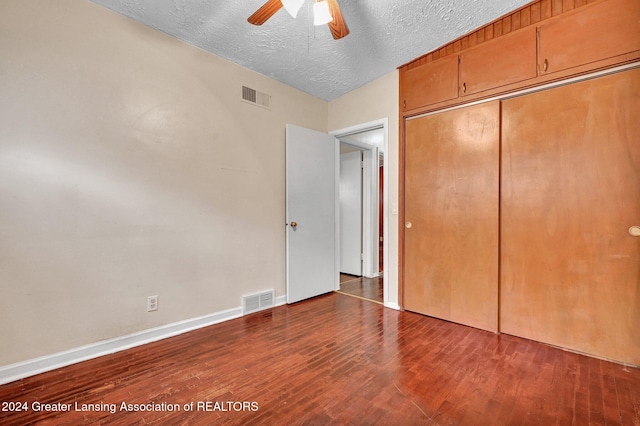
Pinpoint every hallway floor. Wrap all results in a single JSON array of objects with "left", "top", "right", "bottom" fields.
[{"left": 338, "top": 274, "right": 383, "bottom": 304}]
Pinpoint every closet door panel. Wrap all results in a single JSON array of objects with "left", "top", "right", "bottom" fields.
[
  {"left": 500, "top": 68, "right": 640, "bottom": 366},
  {"left": 404, "top": 102, "right": 500, "bottom": 332}
]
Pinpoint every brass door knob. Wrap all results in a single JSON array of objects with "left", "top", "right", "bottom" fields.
[
  {"left": 290, "top": 221, "right": 298, "bottom": 230},
  {"left": 405, "top": 221, "right": 412, "bottom": 229},
  {"left": 629, "top": 226, "right": 640, "bottom": 236}
]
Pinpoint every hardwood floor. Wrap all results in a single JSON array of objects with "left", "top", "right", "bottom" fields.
[
  {"left": 1, "top": 293, "right": 638, "bottom": 425},
  {"left": 338, "top": 274, "right": 384, "bottom": 303}
]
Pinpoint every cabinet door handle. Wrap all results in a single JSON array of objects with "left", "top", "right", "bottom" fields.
[
  {"left": 462, "top": 82, "right": 467, "bottom": 94},
  {"left": 543, "top": 59, "right": 549, "bottom": 72},
  {"left": 403, "top": 99, "right": 407, "bottom": 110}
]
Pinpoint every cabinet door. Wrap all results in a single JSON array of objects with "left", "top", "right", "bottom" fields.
[
  {"left": 539, "top": 0, "right": 640, "bottom": 75},
  {"left": 404, "top": 101, "right": 500, "bottom": 332},
  {"left": 500, "top": 68, "right": 640, "bottom": 366},
  {"left": 460, "top": 26, "right": 537, "bottom": 96},
  {"left": 400, "top": 55, "right": 459, "bottom": 111}
]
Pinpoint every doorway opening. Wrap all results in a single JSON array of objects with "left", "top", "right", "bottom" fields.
[{"left": 331, "top": 120, "right": 388, "bottom": 305}]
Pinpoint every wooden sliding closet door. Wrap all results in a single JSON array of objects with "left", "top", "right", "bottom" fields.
[
  {"left": 404, "top": 102, "right": 499, "bottom": 332},
  {"left": 501, "top": 68, "right": 640, "bottom": 366}
]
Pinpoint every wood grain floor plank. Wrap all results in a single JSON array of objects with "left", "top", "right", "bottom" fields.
[{"left": 1, "top": 293, "right": 638, "bottom": 425}]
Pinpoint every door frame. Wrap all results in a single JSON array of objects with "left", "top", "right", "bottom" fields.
[{"left": 330, "top": 118, "right": 390, "bottom": 307}]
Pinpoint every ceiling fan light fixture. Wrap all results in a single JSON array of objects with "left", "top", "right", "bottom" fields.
[
  {"left": 281, "top": 0, "right": 304, "bottom": 18},
  {"left": 313, "top": 0, "right": 333, "bottom": 26}
]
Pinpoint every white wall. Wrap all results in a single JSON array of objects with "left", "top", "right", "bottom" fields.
[
  {"left": 328, "top": 71, "right": 400, "bottom": 308},
  {"left": 0, "top": 0, "right": 327, "bottom": 366},
  {"left": 339, "top": 151, "right": 363, "bottom": 276}
]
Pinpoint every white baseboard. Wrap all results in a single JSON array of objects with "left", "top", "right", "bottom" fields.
[
  {"left": 384, "top": 301, "right": 401, "bottom": 311},
  {"left": 0, "top": 295, "right": 288, "bottom": 386}
]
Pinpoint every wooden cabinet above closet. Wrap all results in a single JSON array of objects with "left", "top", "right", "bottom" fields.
[
  {"left": 399, "top": 55, "right": 458, "bottom": 111},
  {"left": 538, "top": 0, "right": 640, "bottom": 76},
  {"left": 399, "top": 0, "right": 640, "bottom": 115},
  {"left": 460, "top": 26, "right": 537, "bottom": 97}
]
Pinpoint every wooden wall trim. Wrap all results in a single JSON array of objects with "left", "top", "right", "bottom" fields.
[{"left": 400, "top": 0, "right": 601, "bottom": 71}]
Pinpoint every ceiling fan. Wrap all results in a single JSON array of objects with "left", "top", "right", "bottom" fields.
[{"left": 248, "top": 0, "right": 350, "bottom": 40}]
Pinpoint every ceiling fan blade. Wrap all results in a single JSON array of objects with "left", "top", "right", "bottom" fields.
[
  {"left": 326, "top": 0, "right": 349, "bottom": 40},
  {"left": 248, "top": 0, "right": 283, "bottom": 26}
]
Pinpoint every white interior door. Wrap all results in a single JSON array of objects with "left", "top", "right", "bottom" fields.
[
  {"left": 340, "top": 151, "right": 362, "bottom": 275},
  {"left": 286, "top": 124, "right": 337, "bottom": 304}
]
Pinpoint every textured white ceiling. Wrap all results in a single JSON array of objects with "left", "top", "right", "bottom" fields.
[{"left": 89, "top": 0, "right": 532, "bottom": 101}]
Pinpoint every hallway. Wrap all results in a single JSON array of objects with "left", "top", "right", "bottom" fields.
[{"left": 338, "top": 274, "right": 383, "bottom": 304}]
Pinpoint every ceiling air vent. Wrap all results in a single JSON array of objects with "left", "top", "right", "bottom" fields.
[
  {"left": 242, "top": 290, "right": 275, "bottom": 315},
  {"left": 241, "top": 85, "right": 271, "bottom": 110}
]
